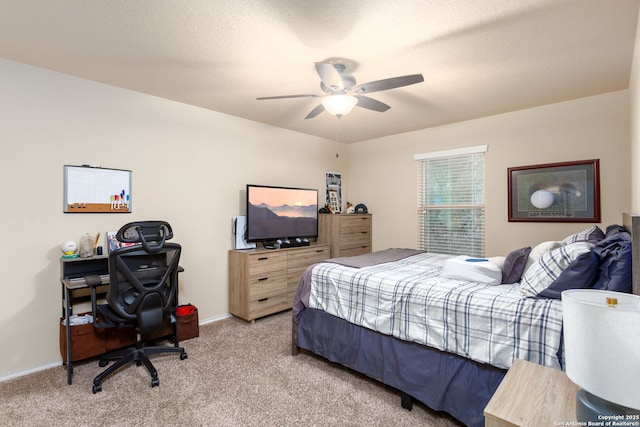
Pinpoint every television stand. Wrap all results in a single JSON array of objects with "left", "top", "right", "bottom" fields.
[{"left": 228, "top": 243, "right": 331, "bottom": 322}]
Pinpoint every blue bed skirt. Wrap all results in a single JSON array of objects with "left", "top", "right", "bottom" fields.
[{"left": 296, "top": 308, "right": 506, "bottom": 427}]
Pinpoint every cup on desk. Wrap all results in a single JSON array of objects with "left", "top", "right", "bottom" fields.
[
  {"left": 96, "top": 246, "right": 103, "bottom": 256},
  {"left": 79, "top": 234, "right": 94, "bottom": 258}
]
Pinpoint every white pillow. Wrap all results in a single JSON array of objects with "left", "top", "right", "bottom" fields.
[
  {"left": 441, "top": 255, "right": 502, "bottom": 285},
  {"left": 524, "top": 240, "right": 563, "bottom": 272},
  {"left": 487, "top": 256, "right": 506, "bottom": 270}
]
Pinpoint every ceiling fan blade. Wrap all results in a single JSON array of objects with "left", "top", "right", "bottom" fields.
[
  {"left": 352, "top": 74, "right": 424, "bottom": 94},
  {"left": 305, "top": 104, "right": 325, "bottom": 119},
  {"left": 315, "top": 62, "right": 344, "bottom": 92},
  {"left": 355, "top": 95, "right": 391, "bottom": 112},
  {"left": 256, "top": 94, "right": 320, "bottom": 100}
]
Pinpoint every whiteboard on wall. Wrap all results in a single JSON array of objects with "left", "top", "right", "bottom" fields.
[{"left": 63, "top": 165, "right": 132, "bottom": 213}]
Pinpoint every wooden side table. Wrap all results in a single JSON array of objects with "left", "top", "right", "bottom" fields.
[{"left": 484, "top": 358, "right": 579, "bottom": 427}]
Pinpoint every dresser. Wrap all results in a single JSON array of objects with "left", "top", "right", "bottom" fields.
[
  {"left": 318, "top": 213, "right": 372, "bottom": 257},
  {"left": 228, "top": 243, "right": 330, "bottom": 322}
]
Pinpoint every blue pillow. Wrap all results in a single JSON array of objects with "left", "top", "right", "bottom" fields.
[
  {"left": 536, "top": 250, "right": 599, "bottom": 299},
  {"left": 591, "top": 230, "right": 632, "bottom": 293},
  {"left": 604, "top": 224, "right": 626, "bottom": 238}
]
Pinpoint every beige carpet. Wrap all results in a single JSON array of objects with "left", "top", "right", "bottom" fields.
[{"left": 0, "top": 311, "right": 462, "bottom": 426}]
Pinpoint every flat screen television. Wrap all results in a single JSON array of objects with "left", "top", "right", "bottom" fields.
[{"left": 246, "top": 184, "right": 318, "bottom": 243}]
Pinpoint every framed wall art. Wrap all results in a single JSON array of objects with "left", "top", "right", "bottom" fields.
[
  {"left": 63, "top": 165, "right": 132, "bottom": 213},
  {"left": 508, "top": 159, "right": 600, "bottom": 223}
]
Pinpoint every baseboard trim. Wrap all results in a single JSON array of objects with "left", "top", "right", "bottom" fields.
[
  {"left": 200, "top": 313, "right": 232, "bottom": 325},
  {"left": 0, "top": 361, "right": 62, "bottom": 383}
]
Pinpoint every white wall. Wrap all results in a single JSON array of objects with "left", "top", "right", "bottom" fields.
[
  {"left": 630, "top": 5, "right": 640, "bottom": 213},
  {"left": 0, "top": 59, "right": 347, "bottom": 379},
  {"left": 347, "top": 91, "right": 631, "bottom": 256},
  {"left": 1, "top": 56, "right": 634, "bottom": 380}
]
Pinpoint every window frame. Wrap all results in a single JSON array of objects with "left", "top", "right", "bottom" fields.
[{"left": 414, "top": 145, "right": 487, "bottom": 257}]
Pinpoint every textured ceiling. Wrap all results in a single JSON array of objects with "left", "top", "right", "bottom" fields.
[{"left": 1, "top": 0, "right": 638, "bottom": 143}]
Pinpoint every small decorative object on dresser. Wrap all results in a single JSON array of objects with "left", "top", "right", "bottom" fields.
[
  {"left": 328, "top": 189, "right": 340, "bottom": 213},
  {"left": 346, "top": 202, "right": 354, "bottom": 214}
]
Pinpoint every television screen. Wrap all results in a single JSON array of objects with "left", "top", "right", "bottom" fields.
[{"left": 246, "top": 184, "right": 318, "bottom": 242}]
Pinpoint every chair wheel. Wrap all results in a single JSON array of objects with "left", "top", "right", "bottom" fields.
[
  {"left": 180, "top": 352, "right": 188, "bottom": 360},
  {"left": 92, "top": 384, "right": 102, "bottom": 394},
  {"left": 151, "top": 377, "right": 159, "bottom": 387},
  {"left": 99, "top": 359, "right": 109, "bottom": 367}
]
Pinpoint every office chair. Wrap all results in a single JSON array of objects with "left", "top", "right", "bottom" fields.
[{"left": 90, "top": 220, "right": 187, "bottom": 393}]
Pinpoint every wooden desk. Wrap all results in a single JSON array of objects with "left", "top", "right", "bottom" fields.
[
  {"left": 484, "top": 359, "right": 579, "bottom": 427},
  {"left": 60, "top": 255, "right": 183, "bottom": 385}
]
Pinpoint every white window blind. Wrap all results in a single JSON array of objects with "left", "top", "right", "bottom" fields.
[{"left": 415, "top": 146, "right": 486, "bottom": 257}]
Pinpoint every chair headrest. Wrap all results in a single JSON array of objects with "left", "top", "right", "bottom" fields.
[{"left": 116, "top": 221, "right": 173, "bottom": 253}]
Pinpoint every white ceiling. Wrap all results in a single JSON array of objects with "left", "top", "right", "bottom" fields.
[{"left": 1, "top": 0, "right": 638, "bottom": 143}]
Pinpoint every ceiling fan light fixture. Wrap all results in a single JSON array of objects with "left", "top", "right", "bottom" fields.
[{"left": 321, "top": 95, "right": 358, "bottom": 117}]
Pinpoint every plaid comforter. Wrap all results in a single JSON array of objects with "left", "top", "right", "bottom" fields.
[{"left": 307, "top": 252, "right": 564, "bottom": 370}]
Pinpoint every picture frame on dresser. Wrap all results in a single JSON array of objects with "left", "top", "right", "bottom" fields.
[
  {"left": 508, "top": 159, "right": 600, "bottom": 222},
  {"left": 328, "top": 190, "right": 340, "bottom": 213}
]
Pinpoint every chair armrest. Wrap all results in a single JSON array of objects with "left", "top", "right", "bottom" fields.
[
  {"left": 85, "top": 275, "right": 103, "bottom": 287},
  {"left": 86, "top": 275, "right": 108, "bottom": 329}
]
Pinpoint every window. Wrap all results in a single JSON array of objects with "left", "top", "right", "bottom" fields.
[{"left": 415, "top": 146, "right": 487, "bottom": 257}]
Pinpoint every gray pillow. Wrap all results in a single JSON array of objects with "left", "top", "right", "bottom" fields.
[{"left": 501, "top": 246, "right": 531, "bottom": 284}]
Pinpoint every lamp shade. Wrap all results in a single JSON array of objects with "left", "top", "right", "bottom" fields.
[
  {"left": 321, "top": 95, "right": 358, "bottom": 117},
  {"left": 562, "top": 289, "right": 640, "bottom": 410}
]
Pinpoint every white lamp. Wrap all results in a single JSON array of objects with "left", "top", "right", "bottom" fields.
[
  {"left": 321, "top": 95, "right": 358, "bottom": 117},
  {"left": 562, "top": 289, "right": 640, "bottom": 420}
]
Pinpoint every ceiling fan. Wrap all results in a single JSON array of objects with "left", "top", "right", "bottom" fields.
[{"left": 257, "top": 62, "right": 424, "bottom": 119}]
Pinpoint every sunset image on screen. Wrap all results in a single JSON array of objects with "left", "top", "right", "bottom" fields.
[{"left": 249, "top": 187, "right": 317, "bottom": 218}]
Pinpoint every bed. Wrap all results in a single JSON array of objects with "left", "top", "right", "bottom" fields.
[{"left": 291, "top": 216, "right": 637, "bottom": 427}]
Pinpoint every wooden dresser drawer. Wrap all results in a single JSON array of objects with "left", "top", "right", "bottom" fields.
[
  {"left": 249, "top": 274, "right": 287, "bottom": 301},
  {"left": 247, "top": 253, "right": 287, "bottom": 278},
  {"left": 287, "top": 246, "right": 330, "bottom": 269},
  {"left": 249, "top": 294, "right": 290, "bottom": 320},
  {"left": 340, "top": 232, "right": 370, "bottom": 248},
  {"left": 339, "top": 246, "right": 371, "bottom": 257},
  {"left": 340, "top": 216, "right": 371, "bottom": 234}
]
